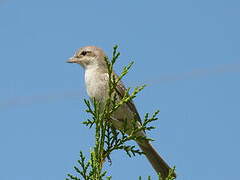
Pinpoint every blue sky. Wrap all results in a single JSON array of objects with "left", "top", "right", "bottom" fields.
[{"left": 0, "top": 0, "right": 240, "bottom": 179}]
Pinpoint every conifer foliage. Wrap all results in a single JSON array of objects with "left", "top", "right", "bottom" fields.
[{"left": 66, "top": 46, "right": 176, "bottom": 180}]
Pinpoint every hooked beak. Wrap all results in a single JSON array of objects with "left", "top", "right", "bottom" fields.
[{"left": 66, "top": 57, "right": 79, "bottom": 63}]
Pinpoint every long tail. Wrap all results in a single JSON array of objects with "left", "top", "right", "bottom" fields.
[{"left": 137, "top": 141, "right": 176, "bottom": 179}]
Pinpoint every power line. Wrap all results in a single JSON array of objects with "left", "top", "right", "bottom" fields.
[{"left": 1, "top": 63, "right": 240, "bottom": 109}]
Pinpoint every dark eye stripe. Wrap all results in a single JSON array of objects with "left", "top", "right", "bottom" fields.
[
  {"left": 80, "top": 51, "right": 91, "bottom": 56},
  {"left": 81, "top": 51, "right": 87, "bottom": 56}
]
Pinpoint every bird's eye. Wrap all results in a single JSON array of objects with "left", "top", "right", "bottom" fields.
[
  {"left": 80, "top": 51, "right": 91, "bottom": 56},
  {"left": 81, "top": 51, "right": 87, "bottom": 56}
]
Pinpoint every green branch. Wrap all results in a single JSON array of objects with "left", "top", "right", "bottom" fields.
[{"left": 66, "top": 45, "right": 176, "bottom": 180}]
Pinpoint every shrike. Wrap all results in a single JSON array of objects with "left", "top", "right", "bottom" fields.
[{"left": 67, "top": 46, "right": 175, "bottom": 179}]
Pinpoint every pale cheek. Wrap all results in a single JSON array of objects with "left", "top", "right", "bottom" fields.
[{"left": 81, "top": 60, "right": 90, "bottom": 67}]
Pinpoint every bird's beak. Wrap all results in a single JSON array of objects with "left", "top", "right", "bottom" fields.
[{"left": 66, "top": 57, "right": 79, "bottom": 63}]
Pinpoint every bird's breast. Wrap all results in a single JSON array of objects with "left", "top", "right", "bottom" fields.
[{"left": 84, "top": 69, "right": 108, "bottom": 102}]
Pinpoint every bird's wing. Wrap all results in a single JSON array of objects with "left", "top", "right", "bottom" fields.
[
  {"left": 109, "top": 72, "right": 142, "bottom": 124},
  {"left": 116, "top": 80, "right": 142, "bottom": 124}
]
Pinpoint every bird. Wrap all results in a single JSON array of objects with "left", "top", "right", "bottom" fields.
[{"left": 66, "top": 46, "right": 176, "bottom": 179}]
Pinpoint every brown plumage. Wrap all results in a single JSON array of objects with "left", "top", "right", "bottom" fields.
[{"left": 67, "top": 46, "right": 176, "bottom": 179}]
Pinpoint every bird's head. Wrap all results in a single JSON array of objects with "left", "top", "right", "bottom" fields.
[{"left": 66, "top": 46, "right": 107, "bottom": 69}]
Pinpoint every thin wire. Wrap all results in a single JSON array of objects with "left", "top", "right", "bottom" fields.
[
  {"left": 144, "top": 63, "right": 240, "bottom": 85},
  {"left": 0, "top": 63, "right": 240, "bottom": 110},
  {"left": 0, "top": 91, "right": 81, "bottom": 110}
]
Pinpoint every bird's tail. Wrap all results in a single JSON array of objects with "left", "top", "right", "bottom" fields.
[{"left": 137, "top": 141, "right": 176, "bottom": 179}]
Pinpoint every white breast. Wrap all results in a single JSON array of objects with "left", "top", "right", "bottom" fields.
[{"left": 84, "top": 67, "right": 108, "bottom": 101}]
